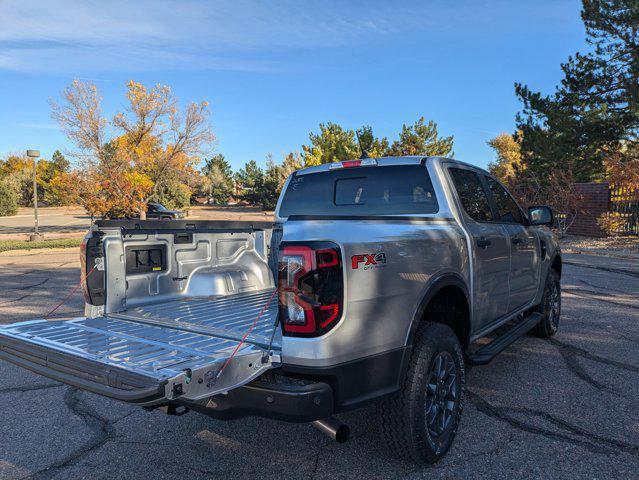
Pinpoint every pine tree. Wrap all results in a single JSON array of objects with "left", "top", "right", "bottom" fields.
[
  {"left": 235, "top": 160, "right": 264, "bottom": 205},
  {"left": 302, "top": 123, "right": 360, "bottom": 166},
  {"left": 515, "top": 0, "right": 639, "bottom": 182},
  {"left": 386, "top": 117, "right": 454, "bottom": 157},
  {"left": 202, "top": 154, "right": 234, "bottom": 204}
]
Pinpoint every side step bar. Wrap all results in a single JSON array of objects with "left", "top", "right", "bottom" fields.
[{"left": 466, "top": 312, "right": 542, "bottom": 366}]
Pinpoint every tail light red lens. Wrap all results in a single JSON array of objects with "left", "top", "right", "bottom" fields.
[{"left": 278, "top": 243, "right": 343, "bottom": 337}]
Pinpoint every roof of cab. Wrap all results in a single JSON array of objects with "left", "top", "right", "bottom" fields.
[{"left": 294, "top": 156, "right": 489, "bottom": 176}]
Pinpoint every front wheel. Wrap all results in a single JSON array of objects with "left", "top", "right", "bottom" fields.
[
  {"left": 378, "top": 322, "right": 465, "bottom": 465},
  {"left": 531, "top": 269, "right": 561, "bottom": 338}
]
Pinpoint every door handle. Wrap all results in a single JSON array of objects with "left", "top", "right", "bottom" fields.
[
  {"left": 476, "top": 238, "right": 492, "bottom": 249},
  {"left": 511, "top": 237, "right": 523, "bottom": 245}
]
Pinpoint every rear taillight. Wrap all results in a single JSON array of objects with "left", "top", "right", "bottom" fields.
[
  {"left": 81, "top": 232, "right": 106, "bottom": 306},
  {"left": 80, "top": 236, "right": 90, "bottom": 303},
  {"left": 278, "top": 243, "right": 343, "bottom": 337}
]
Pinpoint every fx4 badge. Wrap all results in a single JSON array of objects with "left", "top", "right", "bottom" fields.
[{"left": 351, "top": 253, "right": 387, "bottom": 270}]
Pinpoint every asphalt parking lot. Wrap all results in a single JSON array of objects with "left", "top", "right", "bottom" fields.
[
  {"left": 0, "top": 206, "right": 273, "bottom": 239},
  {"left": 0, "top": 249, "right": 637, "bottom": 479}
]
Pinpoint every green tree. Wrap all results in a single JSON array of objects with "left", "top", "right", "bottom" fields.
[
  {"left": 281, "top": 151, "right": 303, "bottom": 178},
  {"left": 355, "top": 125, "right": 389, "bottom": 158},
  {"left": 235, "top": 160, "right": 264, "bottom": 205},
  {"left": 0, "top": 155, "right": 32, "bottom": 206},
  {"left": 260, "top": 152, "right": 303, "bottom": 210},
  {"left": 0, "top": 179, "right": 19, "bottom": 216},
  {"left": 148, "top": 178, "right": 191, "bottom": 210},
  {"left": 515, "top": 0, "right": 639, "bottom": 182},
  {"left": 262, "top": 158, "right": 284, "bottom": 211},
  {"left": 202, "top": 154, "right": 234, "bottom": 204},
  {"left": 302, "top": 122, "right": 360, "bottom": 166},
  {"left": 386, "top": 117, "right": 454, "bottom": 157},
  {"left": 51, "top": 150, "right": 70, "bottom": 172}
]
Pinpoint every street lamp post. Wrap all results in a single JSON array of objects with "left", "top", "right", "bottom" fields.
[{"left": 26, "top": 150, "right": 43, "bottom": 242}]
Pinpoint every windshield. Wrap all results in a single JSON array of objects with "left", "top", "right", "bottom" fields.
[
  {"left": 149, "top": 203, "right": 168, "bottom": 212},
  {"left": 278, "top": 165, "right": 438, "bottom": 217}
]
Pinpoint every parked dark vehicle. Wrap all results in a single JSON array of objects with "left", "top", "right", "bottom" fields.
[
  {"left": 0, "top": 156, "right": 561, "bottom": 465},
  {"left": 146, "top": 202, "right": 185, "bottom": 220}
]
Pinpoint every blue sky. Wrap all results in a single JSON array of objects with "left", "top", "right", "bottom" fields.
[{"left": 0, "top": 0, "right": 586, "bottom": 171}]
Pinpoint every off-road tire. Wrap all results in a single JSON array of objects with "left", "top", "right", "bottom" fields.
[
  {"left": 531, "top": 269, "right": 561, "bottom": 338},
  {"left": 377, "top": 322, "right": 465, "bottom": 465}
]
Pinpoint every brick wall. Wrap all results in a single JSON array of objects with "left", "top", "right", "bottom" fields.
[{"left": 566, "top": 182, "right": 610, "bottom": 237}]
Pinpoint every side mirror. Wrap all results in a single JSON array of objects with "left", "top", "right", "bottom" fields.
[{"left": 528, "top": 205, "right": 554, "bottom": 227}]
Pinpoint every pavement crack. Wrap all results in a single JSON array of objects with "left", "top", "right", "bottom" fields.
[
  {"left": 564, "top": 261, "right": 639, "bottom": 279},
  {"left": 578, "top": 278, "right": 629, "bottom": 294},
  {"left": 26, "top": 388, "right": 116, "bottom": 479},
  {"left": 555, "top": 346, "right": 618, "bottom": 394},
  {"left": 0, "top": 291, "right": 36, "bottom": 306},
  {"left": 308, "top": 439, "right": 332, "bottom": 480},
  {"left": 110, "top": 409, "right": 140, "bottom": 425},
  {"left": 8, "top": 278, "right": 50, "bottom": 291},
  {"left": 550, "top": 338, "right": 639, "bottom": 374},
  {"left": 110, "top": 438, "right": 176, "bottom": 447},
  {"left": 467, "top": 390, "right": 639, "bottom": 457},
  {"left": 0, "top": 383, "right": 62, "bottom": 395},
  {"left": 564, "top": 287, "right": 639, "bottom": 310},
  {"left": 17, "top": 269, "right": 37, "bottom": 276}
]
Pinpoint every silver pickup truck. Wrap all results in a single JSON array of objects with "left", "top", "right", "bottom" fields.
[{"left": 0, "top": 156, "right": 561, "bottom": 464}]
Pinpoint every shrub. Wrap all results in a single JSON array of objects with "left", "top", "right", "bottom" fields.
[
  {"left": 0, "top": 180, "right": 19, "bottom": 216},
  {"left": 597, "top": 212, "right": 626, "bottom": 237}
]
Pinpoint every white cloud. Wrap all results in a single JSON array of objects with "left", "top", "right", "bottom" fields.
[
  {"left": 0, "top": 0, "right": 580, "bottom": 74},
  {"left": 0, "top": 0, "right": 409, "bottom": 73}
]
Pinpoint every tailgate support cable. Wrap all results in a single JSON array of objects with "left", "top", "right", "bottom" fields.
[
  {"left": 44, "top": 265, "right": 96, "bottom": 319},
  {"left": 214, "top": 287, "right": 279, "bottom": 380}
]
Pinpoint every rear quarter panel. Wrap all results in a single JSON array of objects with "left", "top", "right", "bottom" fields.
[{"left": 281, "top": 218, "right": 469, "bottom": 366}]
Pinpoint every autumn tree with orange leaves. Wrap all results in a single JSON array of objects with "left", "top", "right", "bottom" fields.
[{"left": 51, "top": 80, "right": 214, "bottom": 218}]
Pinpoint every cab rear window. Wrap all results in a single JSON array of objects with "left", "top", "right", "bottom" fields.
[{"left": 278, "top": 165, "right": 438, "bottom": 217}]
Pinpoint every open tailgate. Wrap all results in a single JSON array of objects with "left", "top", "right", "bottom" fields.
[{"left": 0, "top": 289, "right": 280, "bottom": 406}]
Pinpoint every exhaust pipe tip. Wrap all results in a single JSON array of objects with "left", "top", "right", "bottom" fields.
[
  {"left": 312, "top": 418, "right": 350, "bottom": 443},
  {"left": 334, "top": 423, "right": 350, "bottom": 443}
]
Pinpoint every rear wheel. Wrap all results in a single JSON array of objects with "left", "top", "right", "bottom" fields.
[
  {"left": 531, "top": 269, "right": 561, "bottom": 338},
  {"left": 378, "top": 322, "right": 465, "bottom": 465}
]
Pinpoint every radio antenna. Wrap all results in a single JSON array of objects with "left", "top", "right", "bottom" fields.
[{"left": 355, "top": 130, "right": 370, "bottom": 159}]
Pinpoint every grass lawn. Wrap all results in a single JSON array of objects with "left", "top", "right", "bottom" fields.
[{"left": 0, "top": 237, "right": 83, "bottom": 253}]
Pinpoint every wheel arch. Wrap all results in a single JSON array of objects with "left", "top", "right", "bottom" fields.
[
  {"left": 405, "top": 273, "right": 471, "bottom": 351},
  {"left": 551, "top": 252, "right": 562, "bottom": 278}
]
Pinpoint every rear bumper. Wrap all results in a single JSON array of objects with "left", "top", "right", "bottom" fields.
[
  {"left": 0, "top": 334, "right": 167, "bottom": 406},
  {"left": 182, "top": 371, "right": 334, "bottom": 423}
]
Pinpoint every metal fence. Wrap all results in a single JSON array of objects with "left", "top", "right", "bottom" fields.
[{"left": 610, "top": 185, "right": 639, "bottom": 235}]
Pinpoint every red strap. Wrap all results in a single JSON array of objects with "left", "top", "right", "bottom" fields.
[
  {"left": 44, "top": 265, "right": 96, "bottom": 319},
  {"left": 215, "top": 287, "right": 279, "bottom": 379}
]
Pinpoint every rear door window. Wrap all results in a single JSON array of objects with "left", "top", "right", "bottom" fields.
[
  {"left": 278, "top": 165, "right": 438, "bottom": 217},
  {"left": 485, "top": 176, "right": 524, "bottom": 224},
  {"left": 449, "top": 168, "right": 493, "bottom": 222}
]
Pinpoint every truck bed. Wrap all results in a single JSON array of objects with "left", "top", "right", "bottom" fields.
[{"left": 112, "top": 289, "right": 279, "bottom": 348}]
